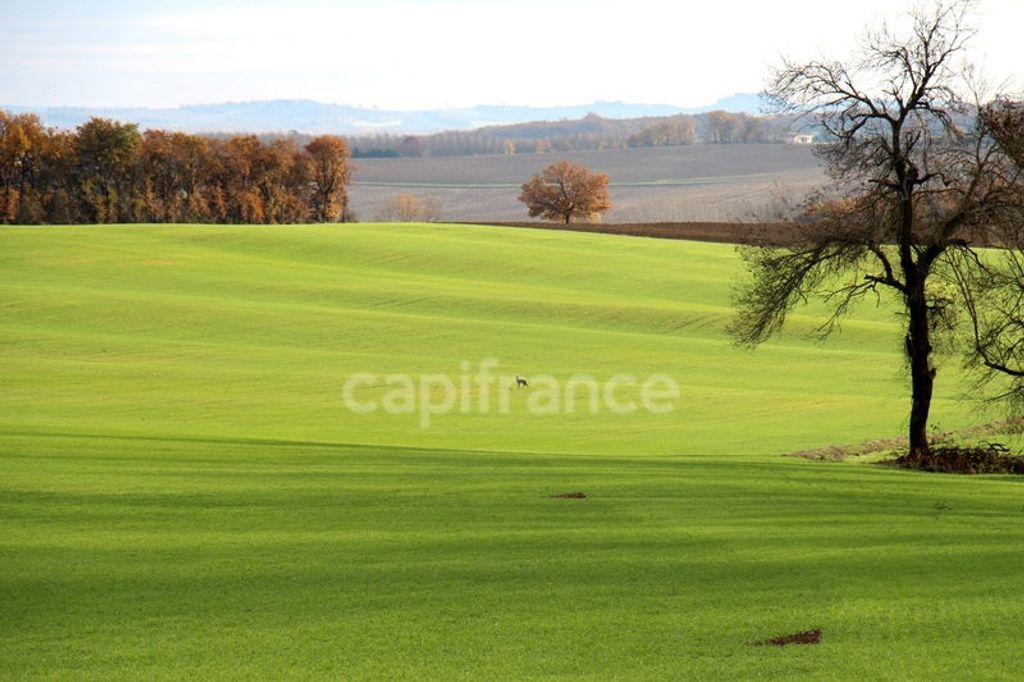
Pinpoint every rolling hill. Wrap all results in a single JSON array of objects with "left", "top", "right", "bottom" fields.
[
  {"left": 3, "top": 223, "right": 1021, "bottom": 679},
  {"left": 0, "top": 222, "right": 973, "bottom": 455}
]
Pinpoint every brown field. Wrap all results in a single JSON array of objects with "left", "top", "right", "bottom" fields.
[
  {"left": 348, "top": 144, "right": 825, "bottom": 223},
  {"left": 453, "top": 220, "right": 803, "bottom": 246}
]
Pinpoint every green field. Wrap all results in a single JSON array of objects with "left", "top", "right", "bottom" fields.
[{"left": 2, "top": 224, "right": 1023, "bottom": 679}]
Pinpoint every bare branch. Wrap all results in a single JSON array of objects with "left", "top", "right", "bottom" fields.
[{"left": 738, "top": 0, "right": 1024, "bottom": 454}]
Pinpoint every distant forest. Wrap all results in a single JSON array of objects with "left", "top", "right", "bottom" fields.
[
  {"left": 0, "top": 111, "right": 353, "bottom": 225},
  {"left": 340, "top": 111, "right": 804, "bottom": 158}
]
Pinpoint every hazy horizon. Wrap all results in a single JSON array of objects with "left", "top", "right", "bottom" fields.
[
  {"left": 2, "top": 0, "right": 1020, "bottom": 111},
  {"left": 1, "top": 94, "right": 755, "bottom": 113}
]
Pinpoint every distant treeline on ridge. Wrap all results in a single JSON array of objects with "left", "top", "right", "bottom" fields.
[{"left": 345, "top": 111, "right": 801, "bottom": 158}]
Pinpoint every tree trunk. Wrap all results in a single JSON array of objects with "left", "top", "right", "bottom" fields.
[{"left": 906, "top": 280, "right": 935, "bottom": 457}]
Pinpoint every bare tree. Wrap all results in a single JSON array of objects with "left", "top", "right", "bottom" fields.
[
  {"left": 953, "top": 99, "right": 1024, "bottom": 404},
  {"left": 730, "top": 0, "right": 1024, "bottom": 458},
  {"left": 980, "top": 98, "right": 1024, "bottom": 167},
  {"left": 375, "top": 192, "right": 442, "bottom": 222}
]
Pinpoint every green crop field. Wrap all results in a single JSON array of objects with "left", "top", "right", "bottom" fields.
[{"left": 2, "top": 223, "right": 1023, "bottom": 679}]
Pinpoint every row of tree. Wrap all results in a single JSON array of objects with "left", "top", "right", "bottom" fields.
[
  {"left": 0, "top": 112, "right": 353, "bottom": 225},
  {"left": 347, "top": 111, "right": 798, "bottom": 158}
]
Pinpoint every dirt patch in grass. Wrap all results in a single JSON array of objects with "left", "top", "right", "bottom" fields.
[
  {"left": 753, "top": 629, "right": 822, "bottom": 647},
  {"left": 551, "top": 492, "right": 587, "bottom": 499},
  {"left": 786, "top": 419, "right": 1023, "bottom": 462},
  {"left": 895, "top": 444, "right": 1024, "bottom": 475},
  {"left": 788, "top": 436, "right": 908, "bottom": 462}
]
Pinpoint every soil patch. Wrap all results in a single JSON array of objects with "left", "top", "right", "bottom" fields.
[
  {"left": 459, "top": 221, "right": 804, "bottom": 246},
  {"left": 786, "top": 419, "right": 1023, "bottom": 462},
  {"left": 895, "top": 444, "right": 1024, "bottom": 475},
  {"left": 551, "top": 492, "right": 587, "bottom": 499},
  {"left": 753, "top": 629, "right": 822, "bottom": 647}
]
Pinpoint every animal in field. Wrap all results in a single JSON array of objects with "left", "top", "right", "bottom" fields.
[{"left": 516, "top": 375, "right": 529, "bottom": 388}]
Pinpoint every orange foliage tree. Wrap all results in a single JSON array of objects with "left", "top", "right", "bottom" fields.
[
  {"left": 0, "top": 112, "right": 47, "bottom": 222},
  {"left": 375, "top": 192, "right": 441, "bottom": 222},
  {"left": 305, "top": 135, "right": 353, "bottom": 222},
  {"left": 74, "top": 117, "right": 142, "bottom": 223},
  {"left": 518, "top": 160, "right": 611, "bottom": 224},
  {"left": 0, "top": 111, "right": 357, "bottom": 225}
]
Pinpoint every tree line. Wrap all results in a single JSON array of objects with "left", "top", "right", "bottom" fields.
[
  {"left": 348, "top": 111, "right": 800, "bottom": 158},
  {"left": 0, "top": 112, "right": 353, "bottom": 225}
]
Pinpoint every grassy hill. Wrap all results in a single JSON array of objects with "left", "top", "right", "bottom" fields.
[
  {"left": 2, "top": 224, "right": 1022, "bottom": 679},
  {"left": 0, "top": 222, "right": 969, "bottom": 455}
]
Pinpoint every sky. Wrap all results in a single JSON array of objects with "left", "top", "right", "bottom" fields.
[{"left": 1, "top": 0, "right": 1021, "bottom": 111}]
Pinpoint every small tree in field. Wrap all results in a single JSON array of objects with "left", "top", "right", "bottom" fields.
[
  {"left": 375, "top": 192, "right": 441, "bottom": 222},
  {"left": 730, "top": 0, "right": 1024, "bottom": 459},
  {"left": 518, "top": 160, "right": 611, "bottom": 224}
]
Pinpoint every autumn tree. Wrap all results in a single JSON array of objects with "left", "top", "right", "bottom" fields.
[
  {"left": 135, "top": 130, "right": 179, "bottom": 222},
  {"left": 170, "top": 132, "right": 218, "bottom": 222},
  {"left": 704, "top": 110, "right": 739, "bottom": 144},
  {"left": 305, "top": 135, "right": 353, "bottom": 222},
  {"left": 215, "top": 135, "right": 266, "bottom": 223},
  {"left": 518, "top": 160, "right": 611, "bottom": 224},
  {"left": 261, "top": 138, "right": 309, "bottom": 224},
  {"left": 131, "top": 130, "right": 216, "bottom": 222},
  {"left": 74, "top": 118, "right": 142, "bottom": 223},
  {"left": 0, "top": 112, "right": 46, "bottom": 223},
  {"left": 627, "top": 116, "right": 696, "bottom": 147},
  {"left": 730, "top": 0, "right": 1024, "bottom": 458},
  {"left": 36, "top": 129, "right": 78, "bottom": 224},
  {"left": 375, "top": 192, "right": 441, "bottom": 222}
]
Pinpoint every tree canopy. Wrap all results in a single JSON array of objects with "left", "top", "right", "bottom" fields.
[
  {"left": 518, "top": 160, "right": 612, "bottom": 224},
  {"left": 0, "top": 113, "right": 354, "bottom": 225}
]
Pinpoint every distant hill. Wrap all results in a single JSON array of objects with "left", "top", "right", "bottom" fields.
[
  {"left": 693, "top": 93, "right": 762, "bottom": 115},
  {"left": 3, "top": 94, "right": 763, "bottom": 134}
]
